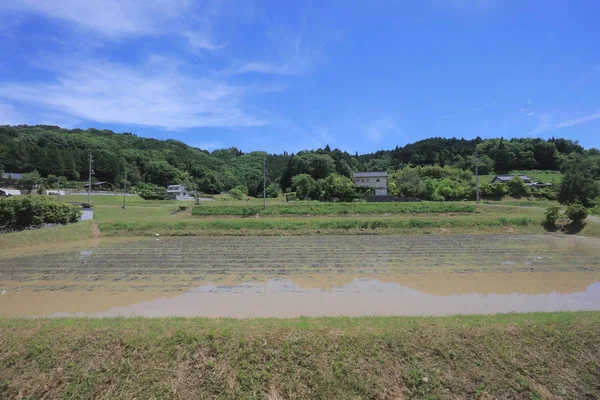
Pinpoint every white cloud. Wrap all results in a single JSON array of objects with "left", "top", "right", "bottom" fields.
[
  {"left": 0, "top": 0, "right": 228, "bottom": 52},
  {"left": 364, "top": 118, "right": 405, "bottom": 143},
  {"left": 0, "top": 58, "right": 269, "bottom": 130},
  {"left": 554, "top": 111, "right": 600, "bottom": 129},
  {"left": 0, "top": 103, "right": 25, "bottom": 125},
  {"left": 531, "top": 111, "right": 600, "bottom": 134},
  {"left": 0, "top": 0, "right": 188, "bottom": 38},
  {"left": 184, "top": 31, "right": 227, "bottom": 51},
  {"left": 232, "top": 26, "right": 343, "bottom": 76}
]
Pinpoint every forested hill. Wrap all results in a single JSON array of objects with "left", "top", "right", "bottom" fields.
[{"left": 0, "top": 125, "right": 594, "bottom": 196}]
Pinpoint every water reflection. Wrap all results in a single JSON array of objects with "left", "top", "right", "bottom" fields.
[{"left": 49, "top": 278, "right": 600, "bottom": 318}]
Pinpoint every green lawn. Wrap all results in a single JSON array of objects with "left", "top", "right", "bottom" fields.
[{"left": 2, "top": 312, "right": 599, "bottom": 399}]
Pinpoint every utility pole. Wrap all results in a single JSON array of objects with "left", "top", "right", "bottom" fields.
[
  {"left": 263, "top": 154, "right": 267, "bottom": 210},
  {"left": 122, "top": 170, "right": 127, "bottom": 209},
  {"left": 475, "top": 152, "right": 480, "bottom": 204},
  {"left": 88, "top": 153, "right": 93, "bottom": 205},
  {"left": 57, "top": 176, "right": 60, "bottom": 202}
]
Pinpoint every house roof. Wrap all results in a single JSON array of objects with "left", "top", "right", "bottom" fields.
[
  {"left": 493, "top": 175, "right": 531, "bottom": 182},
  {"left": 83, "top": 181, "right": 108, "bottom": 187},
  {"left": 2, "top": 172, "right": 23, "bottom": 180},
  {"left": 353, "top": 171, "right": 388, "bottom": 178}
]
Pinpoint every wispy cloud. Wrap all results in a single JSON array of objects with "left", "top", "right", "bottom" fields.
[
  {"left": 364, "top": 118, "right": 405, "bottom": 143},
  {"left": 531, "top": 111, "right": 600, "bottom": 134},
  {"left": 0, "top": 0, "right": 187, "bottom": 38},
  {"left": 0, "top": 103, "right": 25, "bottom": 125},
  {"left": 0, "top": 0, "right": 229, "bottom": 52},
  {"left": 233, "top": 26, "right": 344, "bottom": 76},
  {"left": 0, "top": 57, "right": 269, "bottom": 130},
  {"left": 554, "top": 111, "right": 600, "bottom": 129}
]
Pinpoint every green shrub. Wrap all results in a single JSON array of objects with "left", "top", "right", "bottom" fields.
[
  {"left": 533, "top": 187, "right": 557, "bottom": 201},
  {"left": 229, "top": 188, "right": 245, "bottom": 200},
  {"left": 0, "top": 196, "right": 81, "bottom": 229},
  {"left": 266, "top": 183, "right": 280, "bottom": 198},
  {"left": 139, "top": 184, "right": 169, "bottom": 200},
  {"left": 565, "top": 203, "right": 588, "bottom": 223},
  {"left": 285, "top": 192, "right": 297, "bottom": 202},
  {"left": 544, "top": 205, "right": 561, "bottom": 226},
  {"left": 507, "top": 176, "right": 528, "bottom": 197}
]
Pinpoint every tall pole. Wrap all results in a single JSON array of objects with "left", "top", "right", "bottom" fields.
[
  {"left": 88, "top": 153, "right": 92, "bottom": 205},
  {"left": 57, "top": 176, "right": 60, "bottom": 202},
  {"left": 263, "top": 154, "right": 267, "bottom": 210},
  {"left": 122, "top": 170, "right": 127, "bottom": 209},
  {"left": 475, "top": 152, "right": 480, "bottom": 204}
]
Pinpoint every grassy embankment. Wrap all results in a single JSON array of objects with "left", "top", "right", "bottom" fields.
[
  {"left": 191, "top": 202, "right": 476, "bottom": 216},
  {"left": 1, "top": 313, "right": 599, "bottom": 399},
  {"left": 99, "top": 201, "right": 546, "bottom": 236}
]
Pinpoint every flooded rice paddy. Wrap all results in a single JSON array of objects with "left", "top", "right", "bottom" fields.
[{"left": 1, "top": 235, "right": 599, "bottom": 317}]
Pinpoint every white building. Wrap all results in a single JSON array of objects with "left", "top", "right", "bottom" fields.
[
  {"left": 167, "top": 184, "right": 193, "bottom": 201},
  {"left": 0, "top": 188, "right": 21, "bottom": 197},
  {"left": 353, "top": 172, "right": 388, "bottom": 196}
]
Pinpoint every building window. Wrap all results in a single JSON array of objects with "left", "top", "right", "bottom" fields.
[{"left": 376, "top": 179, "right": 380, "bottom": 182}]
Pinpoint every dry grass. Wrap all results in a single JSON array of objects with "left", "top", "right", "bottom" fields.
[{"left": 1, "top": 313, "right": 599, "bottom": 399}]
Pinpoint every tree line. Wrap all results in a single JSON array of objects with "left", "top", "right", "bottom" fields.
[{"left": 0, "top": 125, "right": 598, "bottom": 203}]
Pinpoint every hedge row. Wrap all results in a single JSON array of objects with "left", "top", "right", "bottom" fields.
[{"left": 0, "top": 196, "right": 82, "bottom": 229}]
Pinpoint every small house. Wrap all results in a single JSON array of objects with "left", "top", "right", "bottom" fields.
[
  {"left": 1, "top": 172, "right": 23, "bottom": 181},
  {"left": 490, "top": 175, "right": 552, "bottom": 188},
  {"left": 353, "top": 172, "right": 388, "bottom": 196},
  {"left": 167, "top": 184, "right": 193, "bottom": 201},
  {"left": 491, "top": 175, "right": 532, "bottom": 185}
]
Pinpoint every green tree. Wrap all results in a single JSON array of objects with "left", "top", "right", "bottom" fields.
[
  {"left": 565, "top": 203, "right": 588, "bottom": 223},
  {"left": 266, "top": 183, "right": 280, "bottom": 198},
  {"left": 388, "top": 168, "right": 426, "bottom": 198},
  {"left": 17, "top": 170, "right": 42, "bottom": 194},
  {"left": 507, "top": 176, "right": 528, "bottom": 197},
  {"left": 558, "top": 156, "right": 600, "bottom": 206},
  {"left": 494, "top": 138, "right": 510, "bottom": 172},
  {"left": 317, "top": 174, "right": 361, "bottom": 202},
  {"left": 291, "top": 174, "right": 316, "bottom": 200},
  {"left": 228, "top": 188, "right": 245, "bottom": 200},
  {"left": 544, "top": 205, "right": 561, "bottom": 227}
]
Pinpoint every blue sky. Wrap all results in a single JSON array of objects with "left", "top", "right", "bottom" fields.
[{"left": 1, "top": 0, "right": 599, "bottom": 154}]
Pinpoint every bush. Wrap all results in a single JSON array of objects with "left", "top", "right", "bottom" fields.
[
  {"left": 139, "top": 184, "right": 169, "bottom": 200},
  {"left": 507, "top": 176, "right": 528, "bottom": 197},
  {"left": 266, "top": 183, "right": 280, "bottom": 198},
  {"left": 533, "top": 187, "right": 557, "bottom": 201},
  {"left": 285, "top": 192, "right": 297, "bottom": 202},
  {"left": 0, "top": 196, "right": 81, "bottom": 229},
  {"left": 229, "top": 188, "right": 245, "bottom": 200},
  {"left": 544, "top": 205, "right": 561, "bottom": 226},
  {"left": 565, "top": 203, "right": 588, "bottom": 223}
]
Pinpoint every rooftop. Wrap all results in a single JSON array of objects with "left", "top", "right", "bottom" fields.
[
  {"left": 494, "top": 175, "right": 531, "bottom": 182},
  {"left": 2, "top": 172, "right": 23, "bottom": 180},
  {"left": 353, "top": 171, "right": 388, "bottom": 178}
]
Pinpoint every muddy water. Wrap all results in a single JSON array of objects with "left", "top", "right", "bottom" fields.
[
  {"left": 55, "top": 278, "right": 600, "bottom": 318},
  {"left": 1, "top": 235, "right": 599, "bottom": 317}
]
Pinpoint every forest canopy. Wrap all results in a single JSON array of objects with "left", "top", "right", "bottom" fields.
[{"left": 0, "top": 125, "right": 596, "bottom": 198}]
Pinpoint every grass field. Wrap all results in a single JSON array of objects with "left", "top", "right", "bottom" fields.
[
  {"left": 99, "top": 215, "right": 541, "bottom": 236},
  {"left": 1, "top": 313, "right": 599, "bottom": 399},
  {"left": 191, "top": 202, "right": 476, "bottom": 216}
]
